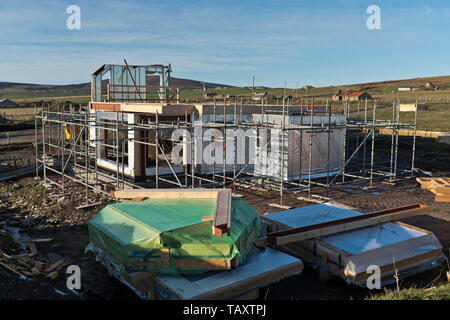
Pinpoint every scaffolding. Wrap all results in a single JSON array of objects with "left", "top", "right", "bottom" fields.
[{"left": 34, "top": 95, "right": 418, "bottom": 205}]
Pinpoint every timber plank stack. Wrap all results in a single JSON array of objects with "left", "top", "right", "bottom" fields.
[
  {"left": 417, "top": 177, "right": 450, "bottom": 202},
  {"left": 261, "top": 202, "right": 444, "bottom": 287},
  {"left": 97, "top": 247, "right": 303, "bottom": 300},
  {"left": 0, "top": 232, "right": 67, "bottom": 280},
  {"left": 90, "top": 188, "right": 304, "bottom": 299}
]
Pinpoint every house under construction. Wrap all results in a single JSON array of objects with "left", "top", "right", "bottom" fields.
[{"left": 35, "top": 62, "right": 419, "bottom": 203}]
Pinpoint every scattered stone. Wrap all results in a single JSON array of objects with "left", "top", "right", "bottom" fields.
[
  {"left": 31, "top": 267, "right": 40, "bottom": 276},
  {"left": 13, "top": 254, "right": 32, "bottom": 264},
  {"left": 28, "top": 243, "right": 38, "bottom": 256},
  {"left": 33, "top": 261, "right": 46, "bottom": 272},
  {"left": 44, "top": 260, "right": 65, "bottom": 273}
]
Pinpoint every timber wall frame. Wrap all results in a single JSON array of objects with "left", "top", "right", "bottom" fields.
[{"left": 34, "top": 96, "right": 419, "bottom": 205}]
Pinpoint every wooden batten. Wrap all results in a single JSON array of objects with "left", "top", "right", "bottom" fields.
[
  {"left": 212, "top": 189, "right": 232, "bottom": 238},
  {"left": 112, "top": 188, "right": 221, "bottom": 199},
  {"left": 435, "top": 194, "right": 450, "bottom": 202}
]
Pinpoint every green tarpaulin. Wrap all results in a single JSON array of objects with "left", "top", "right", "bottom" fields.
[{"left": 86, "top": 197, "right": 260, "bottom": 275}]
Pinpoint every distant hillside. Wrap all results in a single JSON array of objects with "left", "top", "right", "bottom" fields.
[
  {"left": 2, "top": 74, "right": 450, "bottom": 103},
  {"left": 0, "top": 77, "right": 233, "bottom": 94},
  {"left": 147, "top": 76, "right": 233, "bottom": 89},
  {"left": 326, "top": 75, "right": 450, "bottom": 92},
  {"left": 0, "top": 81, "right": 90, "bottom": 93}
]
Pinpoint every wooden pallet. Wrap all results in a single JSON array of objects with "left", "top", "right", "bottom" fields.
[
  {"left": 96, "top": 247, "right": 303, "bottom": 300},
  {"left": 417, "top": 177, "right": 450, "bottom": 202}
]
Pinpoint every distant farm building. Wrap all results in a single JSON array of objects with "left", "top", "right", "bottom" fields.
[
  {"left": 398, "top": 86, "right": 412, "bottom": 92},
  {"left": 425, "top": 82, "right": 439, "bottom": 91},
  {"left": 252, "top": 92, "right": 267, "bottom": 101},
  {"left": 332, "top": 90, "right": 342, "bottom": 101},
  {"left": 338, "top": 91, "right": 372, "bottom": 102},
  {"left": 332, "top": 93, "right": 342, "bottom": 101},
  {"left": 0, "top": 99, "right": 18, "bottom": 108},
  {"left": 203, "top": 92, "right": 217, "bottom": 98}
]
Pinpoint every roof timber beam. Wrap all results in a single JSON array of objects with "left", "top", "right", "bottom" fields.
[
  {"left": 213, "top": 189, "right": 232, "bottom": 237},
  {"left": 112, "top": 188, "right": 220, "bottom": 199}
]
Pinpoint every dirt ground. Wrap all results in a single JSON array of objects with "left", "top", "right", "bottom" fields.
[
  {"left": 0, "top": 129, "right": 39, "bottom": 145},
  {"left": 0, "top": 144, "right": 449, "bottom": 300}
]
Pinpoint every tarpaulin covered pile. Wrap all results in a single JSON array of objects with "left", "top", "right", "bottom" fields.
[{"left": 86, "top": 197, "right": 260, "bottom": 275}]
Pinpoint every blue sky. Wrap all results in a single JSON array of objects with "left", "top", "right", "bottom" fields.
[{"left": 0, "top": 0, "right": 449, "bottom": 87}]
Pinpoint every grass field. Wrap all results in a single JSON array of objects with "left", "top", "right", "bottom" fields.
[
  {"left": 368, "top": 283, "right": 450, "bottom": 300},
  {"left": 2, "top": 91, "right": 450, "bottom": 132},
  {"left": 373, "top": 103, "right": 450, "bottom": 132},
  {"left": 0, "top": 106, "right": 42, "bottom": 121},
  {"left": 0, "top": 90, "right": 89, "bottom": 101},
  {"left": 2, "top": 74, "right": 450, "bottom": 132},
  {"left": 340, "top": 100, "right": 450, "bottom": 132},
  {"left": 0, "top": 142, "right": 33, "bottom": 152}
]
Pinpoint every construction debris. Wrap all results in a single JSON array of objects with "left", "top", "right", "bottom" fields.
[
  {"left": 46, "top": 271, "right": 59, "bottom": 280},
  {"left": 0, "top": 238, "right": 66, "bottom": 280},
  {"left": 417, "top": 177, "right": 450, "bottom": 202},
  {"left": 268, "top": 203, "right": 293, "bottom": 210},
  {"left": 30, "top": 238, "right": 53, "bottom": 243},
  {"left": 297, "top": 196, "right": 324, "bottom": 204},
  {"left": 76, "top": 202, "right": 103, "bottom": 210},
  {"left": 28, "top": 243, "right": 38, "bottom": 256},
  {"left": 44, "top": 260, "right": 65, "bottom": 273}
]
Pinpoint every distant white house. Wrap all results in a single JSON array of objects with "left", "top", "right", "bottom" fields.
[
  {"left": 398, "top": 86, "right": 412, "bottom": 92},
  {"left": 425, "top": 82, "right": 439, "bottom": 91},
  {"left": 399, "top": 103, "right": 428, "bottom": 112},
  {"left": 252, "top": 92, "right": 267, "bottom": 101}
]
